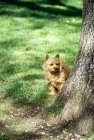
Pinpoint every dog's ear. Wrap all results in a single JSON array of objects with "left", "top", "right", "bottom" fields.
[
  {"left": 45, "top": 54, "right": 50, "bottom": 61},
  {"left": 55, "top": 54, "right": 59, "bottom": 58}
]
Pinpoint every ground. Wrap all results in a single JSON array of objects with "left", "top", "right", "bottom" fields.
[{"left": 0, "top": 92, "right": 90, "bottom": 140}]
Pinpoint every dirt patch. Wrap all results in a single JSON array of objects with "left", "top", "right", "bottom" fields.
[{"left": 0, "top": 93, "right": 88, "bottom": 140}]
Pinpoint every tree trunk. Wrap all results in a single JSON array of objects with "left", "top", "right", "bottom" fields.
[{"left": 51, "top": 0, "right": 94, "bottom": 134}]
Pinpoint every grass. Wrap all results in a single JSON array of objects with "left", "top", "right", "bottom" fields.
[
  {"left": 0, "top": 0, "right": 94, "bottom": 139},
  {"left": 0, "top": 0, "right": 82, "bottom": 113},
  {"left": 0, "top": 132, "right": 10, "bottom": 140},
  {"left": 44, "top": 103, "right": 62, "bottom": 115},
  {"left": 0, "top": 0, "right": 82, "bottom": 98},
  {"left": 4, "top": 79, "right": 48, "bottom": 104},
  {"left": 0, "top": 0, "right": 80, "bottom": 123}
]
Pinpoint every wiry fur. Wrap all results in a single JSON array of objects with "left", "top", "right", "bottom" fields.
[
  {"left": 42, "top": 54, "right": 71, "bottom": 95},
  {"left": 60, "top": 60, "right": 71, "bottom": 80}
]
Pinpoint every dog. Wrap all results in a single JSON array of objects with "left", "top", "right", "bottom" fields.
[
  {"left": 58, "top": 60, "right": 71, "bottom": 92},
  {"left": 60, "top": 60, "right": 71, "bottom": 80},
  {"left": 42, "top": 54, "right": 71, "bottom": 95}
]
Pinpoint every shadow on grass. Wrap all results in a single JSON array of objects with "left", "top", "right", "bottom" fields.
[
  {"left": 0, "top": 40, "right": 22, "bottom": 51},
  {"left": 12, "top": 132, "right": 42, "bottom": 140},
  {"left": 0, "top": 121, "right": 6, "bottom": 130},
  {"left": 0, "top": 0, "right": 82, "bottom": 17},
  {"left": 0, "top": 130, "right": 42, "bottom": 140},
  {"left": 22, "top": 74, "right": 44, "bottom": 81}
]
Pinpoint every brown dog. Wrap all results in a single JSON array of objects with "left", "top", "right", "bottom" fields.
[
  {"left": 58, "top": 60, "right": 71, "bottom": 91},
  {"left": 60, "top": 60, "right": 71, "bottom": 80},
  {"left": 42, "top": 54, "right": 71, "bottom": 95}
]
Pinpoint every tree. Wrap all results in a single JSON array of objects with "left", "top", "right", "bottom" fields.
[{"left": 51, "top": 0, "right": 94, "bottom": 135}]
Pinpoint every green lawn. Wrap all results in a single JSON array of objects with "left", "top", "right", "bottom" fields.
[
  {"left": 1, "top": 0, "right": 94, "bottom": 139},
  {"left": 0, "top": 0, "right": 82, "bottom": 103}
]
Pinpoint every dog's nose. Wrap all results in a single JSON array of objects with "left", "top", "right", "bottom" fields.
[{"left": 54, "top": 67, "right": 58, "bottom": 71}]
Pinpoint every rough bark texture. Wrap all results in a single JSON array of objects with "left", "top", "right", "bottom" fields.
[{"left": 51, "top": 0, "right": 94, "bottom": 134}]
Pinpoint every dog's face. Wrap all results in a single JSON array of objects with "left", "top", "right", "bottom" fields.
[{"left": 43, "top": 54, "right": 60, "bottom": 73}]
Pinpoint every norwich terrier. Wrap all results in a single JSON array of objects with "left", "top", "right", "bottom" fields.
[
  {"left": 58, "top": 60, "right": 71, "bottom": 92},
  {"left": 42, "top": 54, "right": 70, "bottom": 95},
  {"left": 60, "top": 60, "right": 71, "bottom": 80}
]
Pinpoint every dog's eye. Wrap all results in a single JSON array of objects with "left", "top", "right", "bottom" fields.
[
  {"left": 56, "top": 63, "right": 60, "bottom": 65},
  {"left": 62, "top": 66, "right": 64, "bottom": 69},
  {"left": 50, "top": 64, "right": 53, "bottom": 66}
]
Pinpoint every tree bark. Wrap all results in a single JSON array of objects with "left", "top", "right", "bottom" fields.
[{"left": 51, "top": 0, "right": 94, "bottom": 134}]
